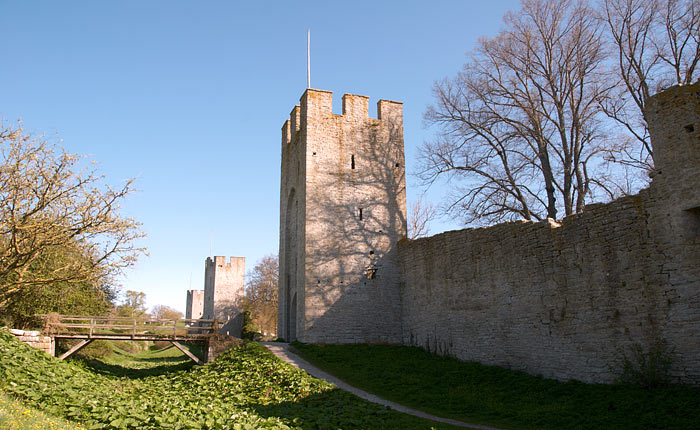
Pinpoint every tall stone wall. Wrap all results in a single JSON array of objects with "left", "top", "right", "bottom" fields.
[
  {"left": 398, "top": 83, "right": 700, "bottom": 384},
  {"left": 279, "top": 89, "right": 407, "bottom": 343},
  {"left": 185, "top": 289, "right": 204, "bottom": 320},
  {"left": 203, "top": 256, "right": 245, "bottom": 336}
]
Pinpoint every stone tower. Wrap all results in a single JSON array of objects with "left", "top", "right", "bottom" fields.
[
  {"left": 278, "top": 89, "right": 407, "bottom": 343},
  {"left": 185, "top": 289, "right": 204, "bottom": 320},
  {"left": 203, "top": 256, "right": 245, "bottom": 336}
]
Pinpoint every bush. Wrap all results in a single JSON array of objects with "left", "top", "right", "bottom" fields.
[
  {"left": 77, "top": 340, "right": 113, "bottom": 359},
  {"left": 241, "top": 311, "right": 260, "bottom": 341}
]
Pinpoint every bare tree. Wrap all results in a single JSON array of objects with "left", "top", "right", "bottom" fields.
[
  {"left": 422, "top": 0, "right": 617, "bottom": 224},
  {"left": 408, "top": 197, "right": 438, "bottom": 239},
  {"left": 151, "top": 304, "right": 183, "bottom": 320},
  {"left": 0, "top": 122, "right": 146, "bottom": 307},
  {"left": 244, "top": 255, "right": 278, "bottom": 336},
  {"left": 600, "top": 0, "right": 700, "bottom": 170}
]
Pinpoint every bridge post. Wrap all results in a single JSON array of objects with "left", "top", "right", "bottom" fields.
[
  {"left": 170, "top": 341, "right": 204, "bottom": 365},
  {"left": 58, "top": 339, "right": 94, "bottom": 360}
]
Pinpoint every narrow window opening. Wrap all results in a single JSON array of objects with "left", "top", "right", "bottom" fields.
[
  {"left": 369, "top": 250, "right": 375, "bottom": 258},
  {"left": 395, "top": 162, "right": 400, "bottom": 168},
  {"left": 359, "top": 208, "right": 363, "bottom": 220},
  {"left": 683, "top": 206, "right": 700, "bottom": 238},
  {"left": 351, "top": 154, "right": 355, "bottom": 169},
  {"left": 312, "top": 151, "right": 317, "bottom": 156},
  {"left": 684, "top": 124, "right": 695, "bottom": 133}
]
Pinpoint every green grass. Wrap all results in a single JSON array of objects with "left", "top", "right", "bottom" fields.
[
  {"left": 0, "top": 392, "right": 85, "bottom": 430},
  {"left": 0, "top": 329, "right": 462, "bottom": 429},
  {"left": 291, "top": 342, "right": 700, "bottom": 430}
]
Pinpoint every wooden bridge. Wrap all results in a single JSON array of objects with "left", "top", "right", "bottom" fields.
[{"left": 39, "top": 314, "right": 220, "bottom": 365}]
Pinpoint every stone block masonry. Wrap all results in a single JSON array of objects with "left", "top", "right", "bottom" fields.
[{"left": 398, "top": 84, "right": 700, "bottom": 385}]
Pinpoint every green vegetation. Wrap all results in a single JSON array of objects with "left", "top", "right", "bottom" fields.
[
  {"left": 0, "top": 392, "right": 86, "bottom": 430},
  {"left": 70, "top": 341, "right": 199, "bottom": 378},
  {"left": 0, "top": 330, "right": 458, "bottom": 429},
  {"left": 292, "top": 342, "right": 700, "bottom": 430}
]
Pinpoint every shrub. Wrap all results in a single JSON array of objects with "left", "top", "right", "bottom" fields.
[
  {"left": 241, "top": 311, "right": 260, "bottom": 341},
  {"left": 76, "top": 340, "right": 113, "bottom": 359},
  {"left": 618, "top": 339, "right": 675, "bottom": 388}
]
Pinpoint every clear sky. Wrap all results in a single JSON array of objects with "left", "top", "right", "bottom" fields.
[{"left": 1, "top": 0, "right": 520, "bottom": 313}]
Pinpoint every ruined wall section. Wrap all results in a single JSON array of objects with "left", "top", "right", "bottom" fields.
[
  {"left": 398, "top": 83, "right": 700, "bottom": 384},
  {"left": 185, "top": 289, "right": 204, "bottom": 320},
  {"left": 7, "top": 329, "right": 54, "bottom": 356}
]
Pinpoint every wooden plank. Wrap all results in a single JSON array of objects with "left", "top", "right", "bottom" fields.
[
  {"left": 170, "top": 341, "right": 204, "bottom": 365},
  {"left": 58, "top": 339, "right": 94, "bottom": 360}
]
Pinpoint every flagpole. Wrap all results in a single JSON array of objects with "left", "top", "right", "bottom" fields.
[{"left": 307, "top": 28, "right": 311, "bottom": 89}]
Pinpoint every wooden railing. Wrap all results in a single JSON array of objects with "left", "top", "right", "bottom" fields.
[{"left": 37, "top": 314, "right": 219, "bottom": 341}]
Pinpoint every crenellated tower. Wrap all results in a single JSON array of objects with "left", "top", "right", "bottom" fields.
[
  {"left": 279, "top": 89, "right": 407, "bottom": 343},
  {"left": 185, "top": 289, "right": 204, "bottom": 320},
  {"left": 203, "top": 256, "right": 245, "bottom": 336}
]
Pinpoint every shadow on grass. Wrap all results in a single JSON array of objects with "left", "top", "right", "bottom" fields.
[
  {"left": 250, "top": 388, "right": 463, "bottom": 430},
  {"left": 75, "top": 356, "right": 196, "bottom": 378},
  {"left": 71, "top": 344, "right": 206, "bottom": 379}
]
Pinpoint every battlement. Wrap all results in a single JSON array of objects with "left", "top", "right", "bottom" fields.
[
  {"left": 206, "top": 256, "right": 244, "bottom": 269},
  {"left": 281, "top": 89, "right": 403, "bottom": 146}
]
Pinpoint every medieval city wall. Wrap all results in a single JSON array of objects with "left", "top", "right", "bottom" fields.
[{"left": 398, "top": 84, "right": 700, "bottom": 384}]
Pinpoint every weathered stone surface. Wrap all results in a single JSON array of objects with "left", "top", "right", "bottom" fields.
[
  {"left": 279, "top": 89, "right": 407, "bottom": 343},
  {"left": 203, "top": 256, "right": 245, "bottom": 337},
  {"left": 398, "top": 83, "right": 700, "bottom": 385}
]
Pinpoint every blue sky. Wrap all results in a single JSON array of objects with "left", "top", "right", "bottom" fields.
[{"left": 1, "top": 0, "right": 520, "bottom": 313}]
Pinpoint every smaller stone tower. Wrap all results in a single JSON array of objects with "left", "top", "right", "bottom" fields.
[
  {"left": 203, "top": 256, "right": 246, "bottom": 336},
  {"left": 185, "top": 289, "right": 204, "bottom": 320}
]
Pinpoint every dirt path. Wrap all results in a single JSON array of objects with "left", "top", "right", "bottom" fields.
[{"left": 261, "top": 342, "right": 504, "bottom": 430}]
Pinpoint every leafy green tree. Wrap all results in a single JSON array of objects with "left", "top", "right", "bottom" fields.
[
  {"left": 1, "top": 237, "right": 115, "bottom": 328},
  {"left": 117, "top": 290, "right": 148, "bottom": 318},
  {"left": 0, "top": 122, "right": 145, "bottom": 318}
]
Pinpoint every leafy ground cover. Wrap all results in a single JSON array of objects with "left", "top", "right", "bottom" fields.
[
  {"left": 0, "top": 330, "right": 460, "bottom": 429},
  {"left": 0, "top": 392, "right": 85, "bottom": 430},
  {"left": 292, "top": 342, "right": 700, "bottom": 430}
]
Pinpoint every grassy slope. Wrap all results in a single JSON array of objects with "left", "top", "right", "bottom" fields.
[
  {"left": 292, "top": 343, "right": 700, "bottom": 430},
  {"left": 0, "top": 330, "right": 462, "bottom": 430}
]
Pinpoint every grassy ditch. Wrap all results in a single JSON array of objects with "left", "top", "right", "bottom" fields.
[
  {"left": 292, "top": 342, "right": 700, "bottom": 430},
  {"left": 0, "top": 330, "right": 461, "bottom": 429},
  {"left": 71, "top": 341, "right": 200, "bottom": 378}
]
